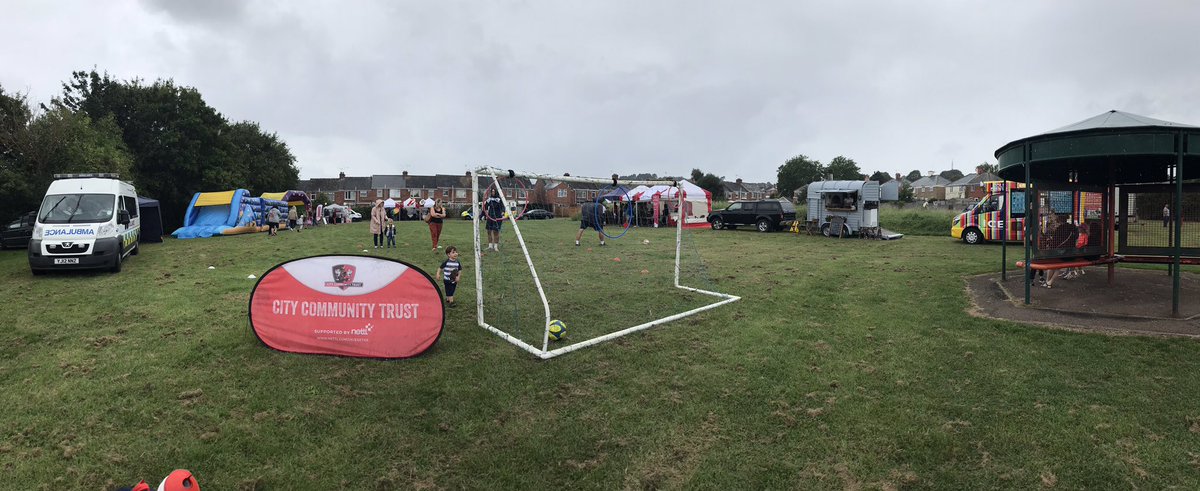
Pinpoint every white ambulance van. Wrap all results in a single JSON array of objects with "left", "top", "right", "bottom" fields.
[{"left": 28, "top": 173, "right": 140, "bottom": 274}]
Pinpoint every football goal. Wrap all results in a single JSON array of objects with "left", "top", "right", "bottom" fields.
[{"left": 470, "top": 167, "right": 740, "bottom": 359}]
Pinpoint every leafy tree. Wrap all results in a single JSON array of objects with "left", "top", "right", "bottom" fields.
[
  {"left": 59, "top": 70, "right": 298, "bottom": 230},
  {"left": 690, "top": 168, "right": 725, "bottom": 200},
  {"left": 619, "top": 173, "right": 660, "bottom": 181},
  {"left": 868, "top": 171, "right": 892, "bottom": 183},
  {"left": 940, "top": 169, "right": 965, "bottom": 182},
  {"left": 312, "top": 192, "right": 332, "bottom": 207},
  {"left": 825, "top": 156, "right": 862, "bottom": 181},
  {"left": 905, "top": 170, "right": 923, "bottom": 182},
  {"left": 776, "top": 154, "right": 823, "bottom": 201},
  {"left": 976, "top": 162, "right": 998, "bottom": 174},
  {"left": 0, "top": 87, "right": 34, "bottom": 224},
  {"left": 899, "top": 183, "right": 914, "bottom": 202},
  {"left": 0, "top": 87, "right": 132, "bottom": 224}
]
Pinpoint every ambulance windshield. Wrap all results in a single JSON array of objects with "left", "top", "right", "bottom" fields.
[{"left": 38, "top": 194, "right": 116, "bottom": 224}]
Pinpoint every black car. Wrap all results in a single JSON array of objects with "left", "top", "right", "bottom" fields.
[
  {"left": 1, "top": 211, "right": 36, "bottom": 250},
  {"left": 708, "top": 199, "right": 797, "bottom": 232},
  {"left": 520, "top": 209, "right": 555, "bottom": 220}
]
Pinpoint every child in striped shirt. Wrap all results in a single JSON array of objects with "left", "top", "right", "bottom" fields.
[{"left": 440, "top": 246, "right": 462, "bottom": 307}]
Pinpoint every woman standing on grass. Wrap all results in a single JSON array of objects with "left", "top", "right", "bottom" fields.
[
  {"left": 370, "top": 199, "right": 386, "bottom": 248},
  {"left": 428, "top": 200, "right": 447, "bottom": 250}
]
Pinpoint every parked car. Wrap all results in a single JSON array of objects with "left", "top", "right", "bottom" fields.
[
  {"left": 708, "top": 199, "right": 797, "bottom": 232},
  {"left": 1, "top": 211, "right": 36, "bottom": 250},
  {"left": 519, "top": 209, "right": 554, "bottom": 220},
  {"left": 349, "top": 210, "right": 363, "bottom": 222}
]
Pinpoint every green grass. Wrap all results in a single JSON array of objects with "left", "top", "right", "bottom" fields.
[
  {"left": 3, "top": 221, "right": 1200, "bottom": 489},
  {"left": 1125, "top": 220, "right": 1200, "bottom": 248}
]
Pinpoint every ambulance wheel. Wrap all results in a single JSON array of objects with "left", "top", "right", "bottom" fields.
[
  {"left": 111, "top": 253, "right": 122, "bottom": 273},
  {"left": 962, "top": 227, "right": 983, "bottom": 245}
]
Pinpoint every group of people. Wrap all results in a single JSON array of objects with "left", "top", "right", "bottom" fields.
[
  {"left": 369, "top": 198, "right": 447, "bottom": 251},
  {"left": 265, "top": 206, "right": 303, "bottom": 237},
  {"left": 1034, "top": 212, "right": 1094, "bottom": 288}
]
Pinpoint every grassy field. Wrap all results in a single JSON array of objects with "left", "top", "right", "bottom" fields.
[{"left": 3, "top": 219, "right": 1200, "bottom": 489}]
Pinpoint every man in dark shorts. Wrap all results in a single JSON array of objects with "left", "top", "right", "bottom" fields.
[{"left": 576, "top": 201, "right": 606, "bottom": 246}]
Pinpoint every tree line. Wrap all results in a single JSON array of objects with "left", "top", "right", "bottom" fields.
[
  {"left": 0, "top": 70, "right": 299, "bottom": 230},
  {"left": 775, "top": 154, "right": 999, "bottom": 202}
]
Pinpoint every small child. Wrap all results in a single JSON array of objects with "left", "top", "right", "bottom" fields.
[
  {"left": 385, "top": 219, "right": 396, "bottom": 248},
  {"left": 440, "top": 246, "right": 462, "bottom": 307}
]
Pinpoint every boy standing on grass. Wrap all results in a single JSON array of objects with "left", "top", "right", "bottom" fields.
[
  {"left": 440, "top": 246, "right": 462, "bottom": 307},
  {"left": 385, "top": 218, "right": 397, "bottom": 248}
]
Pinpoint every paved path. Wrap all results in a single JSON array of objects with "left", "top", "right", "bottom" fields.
[{"left": 965, "top": 267, "right": 1200, "bottom": 338}]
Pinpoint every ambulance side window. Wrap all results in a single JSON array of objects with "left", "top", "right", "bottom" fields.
[{"left": 122, "top": 196, "right": 139, "bottom": 218}]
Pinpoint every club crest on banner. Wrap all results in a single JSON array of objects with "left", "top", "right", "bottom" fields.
[{"left": 326, "top": 264, "right": 363, "bottom": 290}]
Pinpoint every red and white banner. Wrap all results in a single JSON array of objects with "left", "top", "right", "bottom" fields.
[{"left": 249, "top": 255, "right": 444, "bottom": 359}]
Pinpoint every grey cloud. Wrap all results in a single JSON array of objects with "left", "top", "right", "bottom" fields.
[{"left": 7, "top": 0, "right": 1200, "bottom": 182}]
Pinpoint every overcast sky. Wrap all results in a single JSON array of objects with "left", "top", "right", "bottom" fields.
[{"left": 4, "top": 1, "right": 1199, "bottom": 183}]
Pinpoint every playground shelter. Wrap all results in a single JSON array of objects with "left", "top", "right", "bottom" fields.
[{"left": 995, "top": 110, "right": 1200, "bottom": 316}]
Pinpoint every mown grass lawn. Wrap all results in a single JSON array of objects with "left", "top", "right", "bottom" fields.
[{"left": 2, "top": 218, "right": 1200, "bottom": 490}]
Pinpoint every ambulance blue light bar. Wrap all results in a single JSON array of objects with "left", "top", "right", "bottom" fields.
[{"left": 53, "top": 173, "right": 121, "bottom": 179}]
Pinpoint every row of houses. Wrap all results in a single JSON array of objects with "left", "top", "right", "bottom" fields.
[
  {"left": 298, "top": 171, "right": 597, "bottom": 212},
  {"left": 297, "top": 171, "right": 777, "bottom": 210},
  {"left": 910, "top": 167, "right": 1000, "bottom": 201},
  {"left": 722, "top": 178, "right": 776, "bottom": 200}
]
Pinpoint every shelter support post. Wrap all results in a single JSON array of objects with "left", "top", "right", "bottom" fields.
[
  {"left": 1106, "top": 183, "right": 1115, "bottom": 285},
  {"left": 1173, "top": 133, "right": 1184, "bottom": 317},
  {"left": 1023, "top": 145, "right": 1032, "bottom": 305},
  {"left": 1001, "top": 213, "right": 1007, "bottom": 281}
]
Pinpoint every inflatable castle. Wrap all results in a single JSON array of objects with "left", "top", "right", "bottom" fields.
[{"left": 171, "top": 190, "right": 309, "bottom": 239}]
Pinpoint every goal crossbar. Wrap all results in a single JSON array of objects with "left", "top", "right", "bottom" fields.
[{"left": 471, "top": 166, "right": 740, "bottom": 359}]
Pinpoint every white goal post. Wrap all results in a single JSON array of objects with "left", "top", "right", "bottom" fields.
[{"left": 470, "top": 166, "right": 740, "bottom": 359}]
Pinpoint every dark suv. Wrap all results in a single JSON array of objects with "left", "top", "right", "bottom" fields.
[
  {"left": 709, "top": 199, "right": 797, "bottom": 232},
  {"left": 1, "top": 211, "right": 36, "bottom": 250}
]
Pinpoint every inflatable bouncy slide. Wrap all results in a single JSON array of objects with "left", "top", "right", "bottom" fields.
[
  {"left": 260, "top": 190, "right": 310, "bottom": 210},
  {"left": 172, "top": 190, "right": 282, "bottom": 239}
]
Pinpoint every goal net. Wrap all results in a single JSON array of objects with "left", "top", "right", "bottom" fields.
[{"left": 470, "top": 167, "right": 739, "bottom": 359}]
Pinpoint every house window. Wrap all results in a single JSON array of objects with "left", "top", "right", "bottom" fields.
[
  {"left": 558, "top": 189, "right": 567, "bottom": 198},
  {"left": 518, "top": 189, "right": 526, "bottom": 199},
  {"left": 390, "top": 189, "right": 402, "bottom": 198},
  {"left": 576, "top": 190, "right": 586, "bottom": 201},
  {"left": 456, "top": 189, "right": 466, "bottom": 199},
  {"left": 410, "top": 189, "right": 419, "bottom": 198},
  {"left": 344, "top": 191, "right": 354, "bottom": 201},
  {"left": 359, "top": 191, "right": 368, "bottom": 199}
]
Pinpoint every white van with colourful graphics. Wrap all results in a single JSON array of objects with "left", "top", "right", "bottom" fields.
[{"left": 28, "top": 174, "right": 140, "bottom": 274}]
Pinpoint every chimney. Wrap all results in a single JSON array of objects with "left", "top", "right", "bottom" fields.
[
  {"left": 465, "top": 171, "right": 472, "bottom": 177},
  {"left": 338, "top": 172, "right": 345, "bottom": 179},
  {"left": 402, "top": 171, "right": 408, "bottom": 177},
  {"left": 976, "top": 165, "right": 986, "bottom": 175},
  {"left": 736, "top": 178, "right": 742, "bottom": 184},
  {"left": 564, "top": 172, "right": 571, "bottom": 177},
  {"left": 895, "top": 173, "right": 902, "bottom": 181}
]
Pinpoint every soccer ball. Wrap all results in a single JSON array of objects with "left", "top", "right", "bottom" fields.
[{"left": 547, "top": 319, "right": 567, "bottom": 341}]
